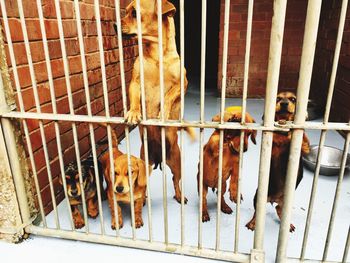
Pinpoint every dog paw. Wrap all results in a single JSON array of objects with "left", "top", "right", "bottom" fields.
[
  {"left": 111, "top": 218, "right": 123, "bottom": 229},
  {"left": 126, "top": 110, "right": 141, "bottom": 125},
  {"left": 135, "top": 217, "right": 144, "bottom": 228},
  {"left": 74, "top": 219, "right": 85, "bottom": 229},
  {"left": 202, "top": 211, "right": 210, "bottom": 222},
  {"left": 289, "top": 224, "right": 296, "bottom": 233},
  {"left": 229, "top": 192, "right": 243, "bottom": 204},
  {"left": 173, "top": 195, "right": 188, "bottom": 204},
  {"left": 245, "top": 221, "right": 256, "bottom": 231},
  {"left": 88, "top": 210, "right": 99, "bottom": 219},
  {"left": 221, "top": 204, "right": 233, "bottom": 214}
]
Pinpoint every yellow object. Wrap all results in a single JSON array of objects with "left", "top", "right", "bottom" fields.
[{"left": 225, "top": 106, "right": 242, "bottom": 113}]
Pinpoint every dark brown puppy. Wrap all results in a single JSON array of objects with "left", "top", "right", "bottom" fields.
[
  {"left": 198, "top": 109, "right": 256, "bottom": 222},
  {"left": 245, "top": 91, "right": 310, "bottom": 232},
  {"left": 118, "top": 0, "right": 195, "bottom": 204},
  {"left": 60, "top": 156, "right": 105, "bottom": 229}
]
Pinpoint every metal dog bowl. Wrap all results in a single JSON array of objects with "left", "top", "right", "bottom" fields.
[{"left": 303, "top": 145, "right": 350, "bottom": 176}]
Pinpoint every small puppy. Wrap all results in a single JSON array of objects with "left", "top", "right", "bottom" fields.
[
  {"left": 198, "top": 109, "right": 256, "bottom": 222},
  {"left": 61, "top": 156, "right": 105, "bottom": 229},
  {"left": 99, "top": 130, "right": 151, "bottom": 229},
  {"left": 117, "top": 0, "right": 195, "bottom": 204},
  {"left": 246, "top": 91, "right": 310, "bottom": 232}
]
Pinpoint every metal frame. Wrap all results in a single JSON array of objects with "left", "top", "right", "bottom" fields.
[{"left": 0, "top": 0, "right": 349, "bottom": 262}]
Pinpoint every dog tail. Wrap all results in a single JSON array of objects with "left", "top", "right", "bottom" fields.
[
  {"left": 184, "top": 127, "right": 196, "bottom": 142},
  {"left": 96, "top": 123, "right": 119, "bottom": 148}
]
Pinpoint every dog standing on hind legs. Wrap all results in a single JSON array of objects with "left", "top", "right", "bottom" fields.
[
  {"left": 245, "top": 91, "right": 310, "bottom": 232},
  {"left": 117, "top": 0, "right": 195, "bottom": 204}
]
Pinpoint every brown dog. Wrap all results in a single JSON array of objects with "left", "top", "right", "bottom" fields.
[
  {"left": 198, "top": 109, "right": 256, "bottom": 222},
  {"left": 245, "top": 91, "right": 310, "bottom": 232},
  {"left": 99, "top": 129, "right": 152, "bottom": 229},
  {"left": 118, "top": 0, "right": 195, "bottom": 204}
]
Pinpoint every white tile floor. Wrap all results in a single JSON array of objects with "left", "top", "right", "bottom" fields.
[{"left": 2, "top": 89, "right": 350, "bottom": 263}]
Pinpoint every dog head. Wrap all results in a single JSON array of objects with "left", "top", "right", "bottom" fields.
[
  {"left": 112, "top": 154, "right": 152, "bottom": 194},
  {"left": 212, "top": 109, "right": 257, "bottom": 153},
  {"left": 60, "top": 161, "right": 95, "bottom": 199},
  {"left": 275, "top": 92, "right": 297, "bottom": 121},
  {"left": 118, "top": 0, "right": 176, "bottom": 39}
]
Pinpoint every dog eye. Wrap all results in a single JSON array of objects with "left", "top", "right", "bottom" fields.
[
  {"left": 276, "top": 97, "right": 282, "bottom": 102},
  {"left": 131, "top": 9, "right": 137, "bottom": 18},
  {"left": 290, "top": 97, "right": 296, "bottom": 103}
]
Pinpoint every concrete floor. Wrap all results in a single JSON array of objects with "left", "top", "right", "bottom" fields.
[{"left": 2, "top": 89, "right": 350, "bottom": 263}]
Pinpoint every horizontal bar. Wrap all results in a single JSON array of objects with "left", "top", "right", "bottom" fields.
[
  {"left": 3, "top": 112, "right": 350, "bottom": 131},
  {"left": 26, "top": 225, "right": 250, "bottom": 263}
]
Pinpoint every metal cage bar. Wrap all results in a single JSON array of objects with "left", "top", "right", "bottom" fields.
[{"left": 276, "top": 1, "right": 322, "bottom": 261}]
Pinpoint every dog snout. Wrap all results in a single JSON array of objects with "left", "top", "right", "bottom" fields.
[
  {"left": 115, "top": 186, "right": 124, "bottom": 193},
  {"left": 280, "top": 100, "right": 289, "bottom": 108}
]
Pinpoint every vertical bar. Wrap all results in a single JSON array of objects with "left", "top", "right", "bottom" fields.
[
  {"left": 234, "top": 0, "right": 254, "bottom": 253},
  {"left": 36, "top": 0, "right": 75, "bottom": 231},
  {"left": 198, "top": 0, "right": 207, "bottom": 250},
  {"left": 323, "top": 130, "right": 350, "bottom": 260},
  {"left": 276, "top": 1, "right": 322, "bottom": 261},
  {"left": 72, "top": 0, "right": 105, "bottom": 235},
  {"left": 156, "top": 0, "right": 169, "bottom": 245},
  {"left": 56, "top": 0, "right": 89, "bottom": 233},
  {"left": 179, "top": 0, "right": 185, "bottom": 247},
  {"left": 301, "top": 0, "right": 348, "bottom": 257},
  {"left": 17, "top": 0, "right": 60, "bottom": 229},
  {"left": 0, "top": 0, "right": 46, "bottom": 227},
  {"left": 343, "top": 227, "right": 350, "bottom": 263},
  {"left": 134, "top": 0, "right": 153, "bottom": 241},
  {"left": 253, "top": 0, "right": 287, "bottom": 253},
  {"left": 216, "top": 0, "right": 230, "bottom": 251}
]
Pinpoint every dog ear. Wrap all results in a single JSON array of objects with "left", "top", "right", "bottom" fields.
[
  {"left": 231, "top": 136, "right": 241, "bottom": 153},
  {"left": 161, "top": 0, "right": 176, "bottom": 17},
  {"left": 137, "top": 159, "right": 151, "bottom": 187}
]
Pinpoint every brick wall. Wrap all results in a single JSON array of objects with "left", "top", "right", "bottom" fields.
[
  {"left": 0, "top": 0, "right": 136, "bottom": 214},
  {"left": 310, "top": 1, "right": 350, "bottom": 123},
  {"left": 218, "top": 0, "right": 308, "bottom": 97}
]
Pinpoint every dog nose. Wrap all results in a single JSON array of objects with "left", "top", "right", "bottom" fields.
[
  {"left": 280, "top": 101, "right": 289, "bottom": 108},
  {"left": 115, "top": 186, "right": 124, "bottom": 193},
  {"left": 70, "top": 188, "right": 79, "bottom": 196}
]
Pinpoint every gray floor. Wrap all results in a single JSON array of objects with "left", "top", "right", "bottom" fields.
[{"left": 2, "top": 89, "right": 350, "bottom": 263}]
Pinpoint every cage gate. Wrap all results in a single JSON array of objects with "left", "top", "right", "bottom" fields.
[{"left": 0, "top": 0, "right": 349, "bottom": 262}]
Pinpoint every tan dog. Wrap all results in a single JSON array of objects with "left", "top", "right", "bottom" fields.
[
  {"left": 245, "top": 91, "right": 310, "bottom": 232},
  {"left": 198, "top": 109, "right": 256, "bottom": 222},
  {"left": 119, "top": 0, "right": 195, "bottom": 203}
]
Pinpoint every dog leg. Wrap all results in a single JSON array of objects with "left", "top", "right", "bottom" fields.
[
  {"left": 167, "top": 143, "right": 188, "bottom": 204},
  {"left": 221, "top": 181, "right": 233, "bottom": 214},
  {"left": 71, "top": 205, "right": 85, "bottom": 229},
  {"left": 202, "top": 185, "right": 210, "bottom": 222},
  {"left": 125, "top": 75, "right": 142, "bottom": 124},
  {"left": 275, "top": 204, "right": 295, "bottom": 232},
  {"left": 107, "top": 187, "right": 123, "bottom": 229},
  {"left": 229, "top": 159, "right": 243, "bottom": 203},
  {"left": 245, "top": 212, "right": 257, "bottom": 231},
  {"left": 87, "top": 197, "right": 99, "bottom": 219},
  {"left": 134, "top": 198, "right": 144, "bottom": 228}
]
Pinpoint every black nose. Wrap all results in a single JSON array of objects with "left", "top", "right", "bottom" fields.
[
  {"left": 71, "top": 188, "right": 78, "bottom": 196},
  {"left": 280, "top": 101, "right": 289, "bottom": 108},
  {"left": 115, "top": 186, "right": 124, "bottom": 193}
]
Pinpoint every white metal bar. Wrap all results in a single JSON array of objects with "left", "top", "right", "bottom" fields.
[
  {"left": 36, "top": 0, "right": 75, "bottom": 231},
  {"left": 234, "top": 0, "right": 254, "bottom": 253},
  {"left": 17, "top": 0, "right": 60, "bottom": 229},
  {"left": 72, "top": 0, "right": 105, "bottom": 235},
  {"left": 200, "top": 0, "right": 207, "bottom": 122},
  {"left": 198, "top": 128, "right": 204, "bottom": 249},
  {"left": 26, "top": 225, "right": 250, "bottom": 263},
  {"left": 253, "top": 0, "right": 287, "bottom": 253},
  {"left": 56, "top": 0, "right": 89, "bottom": 233},
  {"left": 323, "top": 130, "right": 350, "bottom": 260},
  {"left": 343, "top": 227, "right": 350, "bottom": 263},
  {"left": 216, "top": 0, "right": 230, "bottom": 251},
  {"left": 179, "top": 0, "right": 185, "bottom": 247},
  {"left": 133, "top": 0, "right": 153, "bottom": 242},
  {"left": 5, "top": 111, "right": 350, "bottom": 131},
  {"left": 0, "top": 0, "right": 46, "bottom": 227},
  {"left": 276, "top": 1, "right": 322, "bottom": 261},
  {"left": 301, "top": 0, "right": 348, "bottom": 255},
  {"left": 156, "top": 0, "right": 169, "bottom": 245},
  {"left": 215, "top": 130, "right": 224, "bottom": 251}
]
